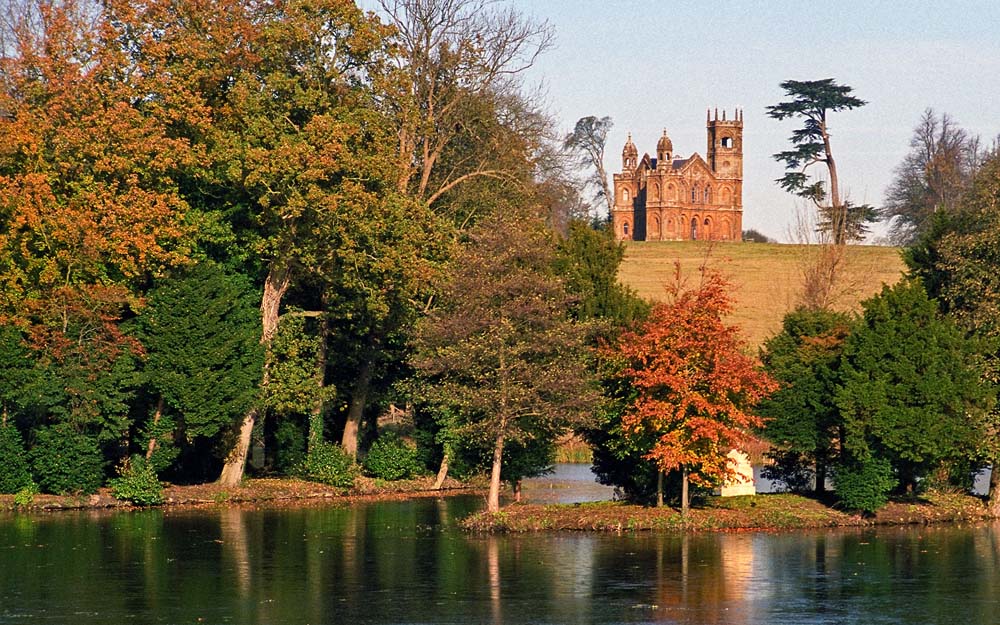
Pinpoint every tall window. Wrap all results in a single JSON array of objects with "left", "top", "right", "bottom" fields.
[
  {"left": 691, "top": 186, "right": 697, "bottom": 202},
  {"left": 704, "top": 186, "right": 711, "bottom": 203},
  {"left": 623, "top": 222, "right": 630, "bottom": 237}
]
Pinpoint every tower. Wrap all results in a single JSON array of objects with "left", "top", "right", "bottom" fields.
[
  {"left": 622, "top": 133, "right": 638, "bottom": 170},
  {"left": 656, "top": 129, "right": 672, "bottom": 164},
  {"left": 706, "top": 108, "right": 743, "bottom": 180}
]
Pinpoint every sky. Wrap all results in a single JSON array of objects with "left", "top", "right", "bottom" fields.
[{"left": 507, "top": 0, "right": 1000, "bottom": 242}]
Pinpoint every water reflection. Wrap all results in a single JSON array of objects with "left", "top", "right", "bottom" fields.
[{"left": 2, "top": 502, "right": 1000, "bottom": 624}]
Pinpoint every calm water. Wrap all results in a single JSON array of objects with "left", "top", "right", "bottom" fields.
[{"left": 2, "top": 470, "right": 1000, "bottom": 624}]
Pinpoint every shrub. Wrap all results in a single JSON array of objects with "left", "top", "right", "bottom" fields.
[
  {"left": 762, "top": 450, "right": 815, "bottom": 494},
  {"left": 0, "top": 424, "right": 32, "bottom": 494},
  {"left": 298, "top": 442, "right": 357, "bottom": 489},
  {"left": 13, "top": 482, "right": 38, "bottom": 507},
  {"left": 834, "top": 456, "right": 896, "bottom": 513},
  {"left": 29, "top": 424, "right": 104, "bottom": 495},
  {"left": 109, "top": 455, "right": 164, "bottom": 506},
  {"left": 363, "top": 434, "right": 422, "bottom": 481}
]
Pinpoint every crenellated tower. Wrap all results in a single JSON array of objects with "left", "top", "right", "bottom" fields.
[{"left": 706, "top": 108, "right": 743, "bottom": 181}]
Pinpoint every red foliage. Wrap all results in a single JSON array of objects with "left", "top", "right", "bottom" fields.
[{"left": 609, "top": 265, "right": 777, "bottom": 487}]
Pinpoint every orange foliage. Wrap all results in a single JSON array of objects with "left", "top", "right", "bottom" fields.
[{"left": 610, "top": 265, "right": 777, "bottom": 487}]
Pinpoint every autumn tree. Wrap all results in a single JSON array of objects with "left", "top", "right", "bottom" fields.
[
  {"left": 564, "top": 116, "right": 615, "bottom": 217},
  {"left": 882, "top": 109, "right": 984, "bottom": 245},
  {"left": 411, "top": 210, "right": 597, "bottom": 512},
  {"left": 767, "top": 79, "right": 874, "bottom": 244},
  {"left": 611, "top": 266, "right": 776, "bottom": 511}
]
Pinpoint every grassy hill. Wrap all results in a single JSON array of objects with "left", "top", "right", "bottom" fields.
[{"left": 618, "top": 241, "right": 907, "bottom": 348}]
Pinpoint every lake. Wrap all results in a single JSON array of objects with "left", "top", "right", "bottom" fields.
[{"left": 2, "top": 467, "right": 999, "bottom": 625}]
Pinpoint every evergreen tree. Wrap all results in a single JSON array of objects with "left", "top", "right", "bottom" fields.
[
  {"left": 758, "top": 309, "right": 852, "bottom": 494},
  {"left": 835, "top": 280, "right": 990, "bottom": 493},
  {"left": 134, "top": 262, "right": 263, "bottom": 476}
]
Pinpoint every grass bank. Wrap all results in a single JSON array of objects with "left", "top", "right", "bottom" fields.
[
  {"left": 0, "top": 475, "right": 481, "bottom": 514},
  {"left": 619, "top": 241, "right": 905, "bottom": 347},
  {"left": 463, "top": 492, "right": 995, "bottom": 533}
]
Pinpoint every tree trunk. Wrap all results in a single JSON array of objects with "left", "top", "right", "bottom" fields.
[
  {"left": 513, "top": 480, "right": 522, "bottom": 503},
  {"left": 340, "top": 355, "right": 374, "bottom": 459},
  {"left": 308, "top": 296, "right": 329, "bottom": 454},
  {"left": 656, "top": 470, "right": 664, "bottom": 507},
  {"left": 145, "top": 396, "right": 165, "bottom": 460},
  {"left": 815, "top": 459, "right": 827, "bottom": 496},
  {"left": 989, "top": 455, "right": 1000, "bottom": 516},
  {"left": 432, "top": 448, "right": 450, "bottom": 490},
  {"left": 681, "top": 467, "right": 690, "bottom": 514},
  {"left": 486, "top": 426, "right": 506, "bottom": 513},
  {"left": 218, "top": 263, "right": 291, "bottom": 487},
  {"left": 821, "top": 123, "right": 847, "bottom": 245}
]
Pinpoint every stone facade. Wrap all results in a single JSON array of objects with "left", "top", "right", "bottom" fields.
[{"left": 612, "top": 109, "right": 743, "bottom": 242}]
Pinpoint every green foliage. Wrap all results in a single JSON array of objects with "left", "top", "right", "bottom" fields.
[
  {"left": 139, "top": 411, "right": 180, "bottom": 475},
  {"left": 28, "top": 424, "right": 104, "bottom": 495},
  {"left": 761, "top": 450, "right": 816, "bottom": 494},
  {"left": 758, "top": 308, "right": 851, "bottom": 493},
  {"left": 0, "top": 424, "right": 32, "bottom": 494},
  {"left": 13, "top": 482, "right": 38, "bottom": 507},
  {"left": 272, "top": 418, "right": 307, "bottom": 476},
  {"left": 109, "top": 455, "right": 165, "bottom": 506},
  {"left": 135, "top": 263, "right": 263, "bottom": 443},
  {"left": 264, "top": 314, "right": 332, "bottom": 416},
  {"left": 297, "top": 442, "right": 357, "bottom": 489},
  {"left": 834, "top": 456, "right": 896, "bottom": 513},
  {"left": 363, "top": 434, "right": 422, "bottom": 481},
  {"left": 836, "top": 280, "right": 990, "bottom": 490},
  {"left": 554, "top": 220, "right": 649, "bottom": 327}
]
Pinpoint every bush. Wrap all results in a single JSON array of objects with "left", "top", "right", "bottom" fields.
[
  {"left": 363, "top": 434, "right": 422, "bottom": 481},
  {"left": 0, "top": 424, "right": 32, "bottom": 494},
  {"left": 834, "top": 456, "right": 896, "bottom": 513},
  {"left": 13, "top": 482, "right": 38, "bottom": 507},
  {"left": 29, "top": 424, "right": 104, "bottom": 495},
  {"left": 298, "top": 442, "right": 357, "bottom": 489},
  {"left": 109, "top": 455, "right": 164, "bottom": 506}
]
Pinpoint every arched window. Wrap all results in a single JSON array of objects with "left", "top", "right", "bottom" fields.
[
  {"left": 721, "top": 137, "right": 733, "bottom": 148},
  {"left": 667, "top": 184, "right": 677, "bottom": 201},
  {"left": 651, "top": 182, "right": 660, "bottom": 200},
  {"left": 623, "top": 188, "right": 630, "bottom": 203},
  {"left": 623, "top": 222, "right": 630, "bottom": 238},
  {"left": 690, "top": 217, "right": 698, "bottom": 240},
  {"left": 704, "top": 186, "right": 711, "bottom": 203},
  {"left": 691, "top": 185, "right": 697, "bottom": 203},
  {"left": 652, "top": 215, "right": 660, "bottom": 235}
]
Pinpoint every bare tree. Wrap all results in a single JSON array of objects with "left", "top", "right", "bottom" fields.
[
  {"left": 882, "top": 109, "right": 982, "bottom": 245},
  {"left": 378, "top": 0, "right": 553, "bottom": 206},
  {"left": 563, "top": 115, "right": 614, "bottom": 218}
]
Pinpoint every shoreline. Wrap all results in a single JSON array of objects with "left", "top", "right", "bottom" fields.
[
  {"left": 462, "top": 492, "right": 998, "bottom": 533},
  {"left": 0, "top": 475, "right": 484, "bottom": 515}
]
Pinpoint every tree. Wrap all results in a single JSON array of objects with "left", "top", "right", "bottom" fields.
[
  {"left": 835, "top": 280, "right": 990, "bottom": 494},
  {"left": 377, "top": 0, "right": 554, "bottom": 208},
  {"left": 908, "top": 152, "right": 1000, "bottom": 510},
  {"left": 553, "top": 221, "right": 649, "bottom": 326},
  {"left": 882, "top": 109, "right": 982, "bottom": 245},
  {"left": 133, "top": 263, "right": 263, "bottom": 476},
  {"left": 758, "top": 308, "right": 852, "bottom": 494},
  {"left": 766, "top": 79, "right": 873, "bottom": 244},
  {"left": 610, "top": 266, "right": 776, "bottom": 511},
  {"left": 411, "top": 210, "right": 597, "bottom": 512},
  {"left": 564, "top": 116, "right": 614, "bottom": 217}
]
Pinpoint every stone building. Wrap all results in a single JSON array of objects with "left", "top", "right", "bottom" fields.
[{"left": 612, "top": 109, "right": 743, "bottom": 241}]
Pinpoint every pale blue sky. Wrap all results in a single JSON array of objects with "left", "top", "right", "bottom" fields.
[{"left": 511, "top": 0, "right": 1000, "bottom": 241}]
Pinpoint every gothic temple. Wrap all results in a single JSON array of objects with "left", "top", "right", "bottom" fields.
[{"left": 612, "top": 109, "right": 743, "bottom": 241}]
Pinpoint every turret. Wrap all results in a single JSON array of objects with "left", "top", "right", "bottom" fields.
[
  {"left": 622, "top": 133, "right": 638, "bottom": 170},
  {"left": 656, "top": 129, "right": 672, "bottom": 164}
]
